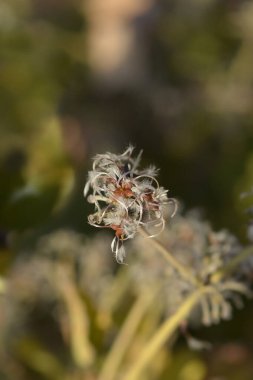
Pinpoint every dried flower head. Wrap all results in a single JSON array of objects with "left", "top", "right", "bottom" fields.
[
  {"left": 84, "top": 145, "right": 177, "bottom": 263},
  {"left": 131, "top": 212, "right": 251, "bottom": 326}
]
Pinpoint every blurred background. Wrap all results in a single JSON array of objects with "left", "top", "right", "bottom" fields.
[{"left": 1, "top": 0, "right": 253, "bottom": 379}]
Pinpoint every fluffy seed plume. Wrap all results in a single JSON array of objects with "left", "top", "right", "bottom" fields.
[{"left": 84, "top": 146, "right": 177, "bottom": 263}]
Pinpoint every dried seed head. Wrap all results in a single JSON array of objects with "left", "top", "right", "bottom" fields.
[
  {"left": 131, "top": 211, "right": 251, "bottom": 326},
  {"left": 84, "top": 146, "right": 177, "bottom": 262}
]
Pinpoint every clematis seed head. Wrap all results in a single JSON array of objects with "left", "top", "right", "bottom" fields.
[{"left": 84, "top": 146, "right": 177, "bottom": 263}]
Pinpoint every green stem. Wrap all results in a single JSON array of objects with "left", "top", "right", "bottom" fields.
[
  {"left": 139, "top": 228, "right": 200, "bottom": 287},
  {"left": 121, "top": 286, "right": 213, "bottom": 380},
  {"left": 98, "top": 290, "right": 157, "bottom": 380}
]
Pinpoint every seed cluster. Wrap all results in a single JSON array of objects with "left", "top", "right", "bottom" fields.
[{"left": 84, "top": 146, "right": 177, "bottom": 262}]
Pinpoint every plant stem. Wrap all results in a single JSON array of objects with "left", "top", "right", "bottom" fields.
[
  {"left": 211, "top": 246, "right": 253, "bottom": 284},
  {"left": 98, "top": 290, "right": 157, "bottom": 380},
  {"left": 55, "top": 265, "right": 95, "bottom": 367},
  {"left": 139, "top": 227, "right": 200, "bottom": 287},
  {"left": 0, "top": 276, "right": 6, "bottom": 294},
  {"left": 121, "top": 286, "right": 213, "bottom": 380}
]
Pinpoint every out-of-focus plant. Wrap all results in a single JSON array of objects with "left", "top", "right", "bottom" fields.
[
  {"left": 1, "top": 213, "right": 253, "bottom": 379},
  {"left": 0, "top": 0, "right": 87, "bottom": 232}
]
